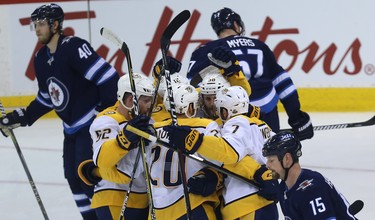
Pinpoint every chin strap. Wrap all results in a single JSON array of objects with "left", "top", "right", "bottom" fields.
[{"left": 280, "top": 158, "right": 296, "bottom": 182}]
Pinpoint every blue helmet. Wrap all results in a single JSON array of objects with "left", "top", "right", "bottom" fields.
[
  {"left": 262, "top": 131, "right": 302, "bottom": 161},
  {"left": 211, "top": 7, "right": 245, "bottom": 36},
  {"left": 31, "top": 3, "right": 64, "bottom": 30}
]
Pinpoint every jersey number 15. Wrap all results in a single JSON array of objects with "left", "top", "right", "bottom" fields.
[{"left": 309, "top": 197, "right": 326, "bottom": 215}]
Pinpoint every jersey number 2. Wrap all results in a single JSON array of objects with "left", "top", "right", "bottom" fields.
[{"left": 150, "top": 146, "right": 182, "bottom": 187}]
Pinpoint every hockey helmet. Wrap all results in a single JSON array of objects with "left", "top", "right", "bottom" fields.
[
  {"left": 200, "top": 72, "right": 230, "bottom": 95},
  {"left": 163, "top": 84, "right": 199, "bottom": 118},
  {"left": 117, "top": 73, "right": 155, "bottom": 109},
  {"left": 215, "top": 86, "right": 249, "bottom": 121},
  {"left": 211, "top": 7, "right": 245, "bottom": 36},
  {"left": 31, "top": 3, "right": 64, "bottom": 30},
  {"left": 158, "top": 73, "right": 189, "bottom": 98},
  {"left": 262, "top": 131, "right": 302, "bottom": 161}
]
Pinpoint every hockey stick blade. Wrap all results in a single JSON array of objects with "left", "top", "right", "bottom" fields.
[
  {"left": 281, "top": 115, "right": 375, "bottom": 132},
  {"left": 100, "top": 27, "right": 130, "bottom": 58},
  {"left": 313, "top": 115, "right": 375, "bottom": 131},
  {"left": 349, "top": 200, "right": 364, "bottom": 216},
  {"left": 100, "top": 27, "right": 123, "bottom": 49},
  {"left": 160, "top": 10, "right": 191, "bottom": 51}
]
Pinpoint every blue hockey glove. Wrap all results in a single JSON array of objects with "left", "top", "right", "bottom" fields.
[
  {"left": 254, "top": 165, "right": 279, "bottom": 201},
  {"left": 163, "top": 125, "right": 204, "bottom": 154},
  {"left": 152, "top": 56, "right": 182, "bottom": 79},
  {"left": 0, "top": 108, "right": 28, "bottom": 137},
  {"left": 117, "top": 115, "right": 151, "bottom": 150},
  {"left": 288, "top": 111, "right": 314, "bottom": 141},
  {"left": 77, "top": 159, "right": 102, "bottom": 186},
  {"left": 207, "top": 46, "right": 242, "bottom": 77},
  {"left": 188, "top": 167, "right": 224, "bottom": 197}
]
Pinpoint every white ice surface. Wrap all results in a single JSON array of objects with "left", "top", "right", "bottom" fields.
[{"left": 0, "top": 112, "right": 373, "bottom": 219}]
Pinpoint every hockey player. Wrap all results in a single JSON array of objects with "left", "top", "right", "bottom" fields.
[
  {"left": 150, "top": 84, "right": 224, "bottom": 219},
  {"left": 79, "top": 73, "right": 154, "bottom": 219},
  {"left": 150, "top": 56, "right": 188, "bottom": 122},
  {"left": 263, "top": 131, "right": 357, "bottom": 219},
  {"left": 198, "top": 72, "right": 261, "bottom": 121},
  {"left": 187, "top": 7, "right": 313, "bottom": 141},
  {"left": 0, "top": 3, "right": 119, "bottom": 219},
  {"left": 197, "top": 72, "right": 231, "bottom": 119},
  {"left": 166, "top": 86, "right": 279, "bottom": 219}
]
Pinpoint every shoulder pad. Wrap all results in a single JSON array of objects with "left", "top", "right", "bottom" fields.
[
  {"left": 61, "top": 36, "right": 76, "bottom": 45},
  {"left": 179, "top": 117, "right": 214, "bottom": 128}
]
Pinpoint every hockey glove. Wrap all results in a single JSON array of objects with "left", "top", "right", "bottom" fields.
[
  {"left": 207, "top": 46, "right": 242, "bottom": 77},
  {"left": 163, "top": 125, "right": 204, "bottom": 154},
  {"left": 254, "top": 165, "right": 279, "bottom": 201},
  {"left": 0, "top": 108, "right": 28, "bottom": 137},
  {"left": 248, "top": 104, "right": 262, "bottom": 119},
  {"left": 152, "top": 56, "right": 182, "bottom": 79},
  {"left": 188, "top": 167, "right": 224, "bottom": 197},
  {"left": 288, "top": 111, "right": 314, "bottom": 141},
  {"left": 78, "top": 159, "right": 102, "bottom": 186},
  {"left": 117, "top": 115, "right": 151, "bottom": 150}
]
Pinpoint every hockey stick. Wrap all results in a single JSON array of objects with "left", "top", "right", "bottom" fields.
[
  {"left": 0, "top": 101, "right": 49, "bottom": 220},
  {"left": 189, "top": 65, "right": 218, "bottom": 87},
  {"left": 160, "top": 10, "right": 193, "bottom": 219},
  {"left": 126, "top": 124, "right": 261, "bottom": 188},
  {"left": 312, "top": 115, "right": 375, "bottom": 131},
  {"left": 281, "top": 115, "right": 375, "bottom": 132},
  {"left": 128, "top": 122, "right": 369, "bottom": 220},
  {"left": 349, "top": 199, "right": 364, "bottom": 216},
  {"left": 100, "top": 27, "right": 156, "bottom": 220}
]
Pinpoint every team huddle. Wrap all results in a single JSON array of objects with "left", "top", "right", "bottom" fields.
[{"left": 0, "top": 3, "right": 360, "bottom": 220}]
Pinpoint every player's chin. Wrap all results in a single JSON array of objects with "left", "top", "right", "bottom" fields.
[
  {"left": 271, "top": 171, "right": 280, "bottom": 180},
  {"left": 139, "top": 108, "right": 150, "bottom": 115},
  {"left": 39, "top": 37, "right": 48, "bottom": 44}
]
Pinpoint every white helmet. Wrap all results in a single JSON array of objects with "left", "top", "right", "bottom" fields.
[
  {"left": 163, "top": 84, "right": 199, "bottom": 118},
  {"left": 200, "top": 72, "right": 230, "bottom": 95},
  {"left": 158, "top": 73, "right": 189, "bottom": 98},
  {"left": 117, "top": 73, "right": 155, "bottom": 109},
  {"left": 215, "top": 86, "right": 249, "bottom": 121}
]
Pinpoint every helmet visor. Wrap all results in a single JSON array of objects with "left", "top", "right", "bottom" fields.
[{"left": 30, "top": 18, "right": 48, "bottom": 31}]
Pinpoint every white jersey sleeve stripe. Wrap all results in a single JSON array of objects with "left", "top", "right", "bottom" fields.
[
  {"left": 278, "top": 84, "right": 297, "bottom": 100},
  {"left": 85, "top": 57, "right": 106, "bottom": 80},
  {"left": 97, "top": 67, "right": 117, "bottom": 85}
]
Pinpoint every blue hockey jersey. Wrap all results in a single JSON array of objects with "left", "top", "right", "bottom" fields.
[
  {"left": 187, "top": 35, "right": 301, "bottom": 117},
  {"left": 279, "top": 169, "right": 356, "bottom": 220},
  {"left": 27, "top": 35, "right": 119, "bottom": 134}
]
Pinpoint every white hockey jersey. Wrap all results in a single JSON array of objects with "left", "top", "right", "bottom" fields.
[
  {"left": 89, "top": 106, "right": 148, "bottom": 209},
  {"left": 148, "top": 117, "right": 221, "bottom": 219}
]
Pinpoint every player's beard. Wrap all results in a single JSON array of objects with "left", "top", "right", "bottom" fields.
[
  {"left": 203, "top": 105, "right": 218, "bottom": 119},
  {"left": 272, "top": 170, "right": 280, "bottom": 180},
  {"left": 38, "top": 31, "right": 54, "bottom": 45}
]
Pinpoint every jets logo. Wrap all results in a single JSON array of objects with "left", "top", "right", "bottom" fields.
[
  {"left": 62, "top": 36, "right": 74, "bottom": 45},
  {"left": 296, "top": 179, "right": 314, "bottom": 191},
  {"left": 47, "top": 77, "right": 69, "bottom": 112}
]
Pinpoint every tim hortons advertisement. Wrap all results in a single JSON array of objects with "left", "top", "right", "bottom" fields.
[{"left": 0, "top": 1, "right": 374, "bottom": 100}]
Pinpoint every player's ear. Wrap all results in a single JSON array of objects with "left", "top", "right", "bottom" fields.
[
  {"left": 187, "top": 103, "right": 195, "bottom": 118},
  {"left": 52, "top": 20, "right": 59, "bottom": 33},
  {"left": 284, "top": 153, "right": 294, "bottom": 168},
  {"left": 124, "top": 93, "right": 134, "bottom": 109},
  {"left": 219, "top": 108, "right": 229, "bottom": 121}
]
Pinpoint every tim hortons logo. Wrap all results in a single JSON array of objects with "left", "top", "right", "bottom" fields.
[{"left": 20, "top": 7, "right": 366, "bottom": 80}]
